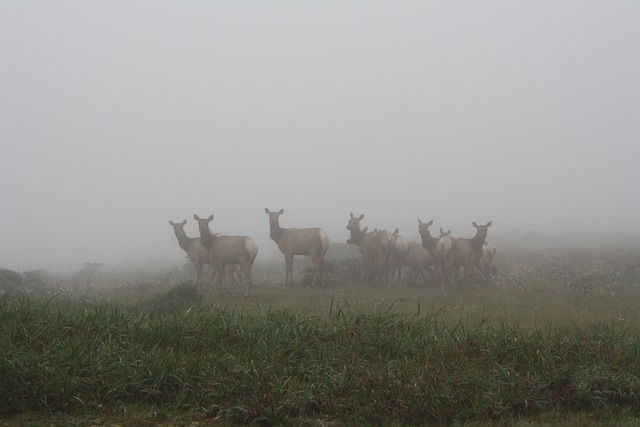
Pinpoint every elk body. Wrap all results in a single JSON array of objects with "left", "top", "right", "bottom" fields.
[
  {"left": 265, "top": 208, "right": 331, "bottom": 287},
  {"left": 346, "top": 213, "right": 393, "bottom": 285},
  {"left": 436, "top": 221, "right": 492, "bottom": 293},
  {"left": 404, "top": 241, "right": 435, "bottom": 284},
  {"left": 169, "top": 219, "right": 209, "bottom": 287},
  {"left": 476, "top": 242, "right": 497, "bottom": 283},
  {"left": 193, "top": 214, "right": 259, "bottom": 298}
]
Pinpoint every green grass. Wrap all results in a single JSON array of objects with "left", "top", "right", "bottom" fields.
[
  {"left": 1, "top": 247, "right": 640, "bottom": 426},
  {"left": 2, "top": 291, "right": 640, "bottom": 425}
]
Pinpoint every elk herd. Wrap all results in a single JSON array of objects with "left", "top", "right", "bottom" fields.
[{"left": 169, "top": 210, "right": 495, "bottom": 297}]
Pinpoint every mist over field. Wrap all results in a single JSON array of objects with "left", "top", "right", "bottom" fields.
[{"left": 1, "top": 2, "right": 639, "bottom": 273}]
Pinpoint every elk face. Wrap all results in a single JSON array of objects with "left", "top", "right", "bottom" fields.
[
  {"left": 264, "top": 208, "right": 284, "bottom": 226},
  {"left": 169, "top": 219, "right": 188, "bottom": 236},
  {"left": 193, "top": 214, "right": 214, "bottom": 234},
  {"left": 472, "top": 221, "right": 492, "bottom": 240},
  {"left": 417, "top": 218, "right": 434, "bottom": 237},
  {"left": 347, "top": 212, "right": 364, "bottom": 232}
]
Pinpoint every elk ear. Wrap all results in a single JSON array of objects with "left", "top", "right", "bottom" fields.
[
  {"left": 169, "top": 220, "right": 174, "bottom": 225},
  {"left": 428, "top": 219, "right": 433, "bottom": 226},
  {"left": 279, "top": 209, "right": 284, "bottom": 214},
  {"left": 350, "top": 212, "right": 354, "bottom": 219},
  {"left": 472, "top": 222, "right": 478, "bottom": 228},
  {"left": 181, "top": 219, "right": 187, "bottom": 225},
  {"left": 417, "top": 217, "right": 423, "bottom": 224},
  {"left": 363, "top": 226, "right": 368, "bottom": 233},
  {"left": 446, "top": 229, "right": 451, "bottom": 234},
  {"left": 264, "top": 208, "right": 270, "bottom": 214},
  {"left": 486, "top": 221, "right": 492, "bottom": 227},
  {"left": 440, "top": 227, "right": 444, "bottom": 234},
  {"left": 193, "top": 214, "right": 200, "bottom": 220},
  {"left": 359, "top": 214, "right": 364, "bottom": 220},
  {"left": 208, "top": 215, "right": 214, "bottom": 221},
  {"left": 394, "top": 228, "right": 399, "bottom": 235}
]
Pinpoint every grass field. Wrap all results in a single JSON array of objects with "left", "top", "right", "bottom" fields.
[{"left": 1, "top": 246, "right": 640, "bottom": 426}]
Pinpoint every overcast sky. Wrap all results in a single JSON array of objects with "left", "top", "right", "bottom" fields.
[{"left": 1, "top": 1, "right": 639, "bottom": 272}]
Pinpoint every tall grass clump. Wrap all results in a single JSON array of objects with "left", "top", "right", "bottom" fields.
[{"left": 2, "top": 296, "right": 640, "bottom": 425}]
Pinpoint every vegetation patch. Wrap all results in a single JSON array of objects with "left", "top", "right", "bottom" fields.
[
  {"left": 1, "top": 247, "right": 640, "bottom": 425},
  {"left": 2, "top": 296, "right": 640, "bottom": 425}
]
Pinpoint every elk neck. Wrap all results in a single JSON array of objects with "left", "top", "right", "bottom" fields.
[
  {"left": 174, "top": 229, "right": 196, "bottom": 252},
  {"left": 269, "top": 222, "right": 285, "bottom": 242}
]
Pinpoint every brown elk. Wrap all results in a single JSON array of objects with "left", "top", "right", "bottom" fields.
[
  {"left": 193, "top": 214, "right": 259, "bottom": 298},
  {"left": 346, "top": 213, "right": 393, "bottom": 285},
  {"left": 417, "top": 218, "right": 439, "bottom": 261},
  {"left": 436, "top": 221, "right": 492, "bottom": 293},
  {"left": 264, "top": 208, "right": 331, "bottom": 287}
]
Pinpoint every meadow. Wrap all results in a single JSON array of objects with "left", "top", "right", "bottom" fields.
[{"left": 1, "top": 245, "right": 640, "bottom": 426}]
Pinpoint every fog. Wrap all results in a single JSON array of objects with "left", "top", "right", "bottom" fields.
[{"left": 1, "top": 2, "right": 639, "bottom": 272}]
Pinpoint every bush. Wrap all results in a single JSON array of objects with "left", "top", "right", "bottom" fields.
[
  {"left": 145, "top": 281, "right": 204, "bottom": 315},
  {"left": 0, "top": 269, "right": 55, "bottom": 299},
  {"left": 0, "top": 269, "right": 22, "bottom": 298},
  {"left": 301, "top": 257, "right": 363, "bottom": 286}
]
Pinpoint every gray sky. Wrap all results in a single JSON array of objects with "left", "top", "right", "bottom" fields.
[{"left": 1, "top": 1, "right": 639, "bottom": 272}]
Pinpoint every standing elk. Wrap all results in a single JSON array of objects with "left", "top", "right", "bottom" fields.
[
  {"left": 436, "top": 221, "right": 492, "bottom": 293},
  {"left": 346, "top": 213, "right": 393, "bottom": 285},
  {"left": 417, "top": 218, "right": 439, "bottom": 262},
  {"left": 476, "top": 242, "right": 497, "bottom": 283},
  {"left": 264, "top": 208, "right": 331, "bottom": 288},
  {"left": 404, "top": 241, "right": 435, "bottom": 284},
  {"left": 193, "top": 214, "right": 259, "bottom": 298},
  {"left": 168, "top": 219, "right": 209, "bottom": 288},
  {"left": 390, "top": 228, "right": 410, "bottom": 282}
]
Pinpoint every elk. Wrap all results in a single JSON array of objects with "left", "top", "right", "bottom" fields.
[
  {"left": 404, "top": 241, "right": 435, "bottom": 284},
  {"left": 441, "top": 236, "right": 497, "bottom": 283},
  {"left": 390, "top": 228, "right": 410, "bottom": 282},
  {"left": 264, "top": 208, "right": 331, "bottom": 287},
  {"left": 417, "top": 218, "right": 439, "bottom": 261},
  {"left": 346, "top": 213, "right": 393, "bottom": 285},
  {"left": 436, "top": 221, "right": 492, "bottom": 293},
  {"left": 168, "top": 219, "right": 209, "bottom": 287},
  {"left": 193, "top": 214, "right": 259, "bottom": 298},
  {"left": 476, "top": 241, "right": 497, "bottom": 283}
]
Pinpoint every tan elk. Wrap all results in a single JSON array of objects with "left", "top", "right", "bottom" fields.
[
  {"left": 346, "top": 213, "right": 393, "bottom": 285},
  {"left": 168, "top": 219, "right": 209, "bottom": 287},
  {"left": 436, "top": 221, "right": 492, "bottom": 293},
  {"left": 404, "top": 241, "right": 435, "bottom": 284},
  {"left": 439, "top": 232, "right": 496, "bottom": 284},
  {"left": 264, "top": 208, "right": 331, "bottom": 287},
  {"left": 390, "top": 228, "right": 410, "bottom": 282},
  {"left": 476, "top": 242, "right": 497, "bottom": 283},
  {"left": 193, "top": 214, "right": 259, "bottom": 298}
]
